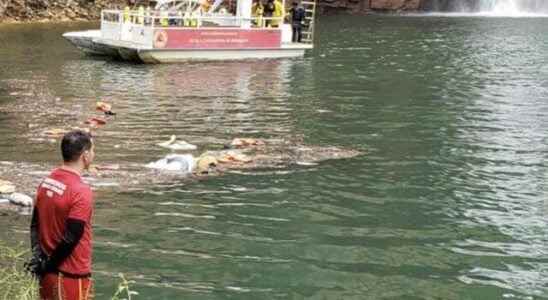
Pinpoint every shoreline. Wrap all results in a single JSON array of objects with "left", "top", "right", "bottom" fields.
[
  {"left": 0, "top": 17, "right": 93, "bottom": 25},
  {"left": 0, "top": 11, "right": 428, "bottom": 25}
]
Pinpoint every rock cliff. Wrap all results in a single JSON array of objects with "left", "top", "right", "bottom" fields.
[
  {"left": 0, "top": 0, "right": 125, "bottom": 22},
  {"left": 371, "top": 0, "right": 421, "bottom": 11},
  {"left": 0, "top": 0, "right": 430, "bottom": 23},
  {"left": 311, "top": 0, "right": 423, "bottom": 14}
]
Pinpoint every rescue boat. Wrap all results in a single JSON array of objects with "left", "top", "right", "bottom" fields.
[{"left": 62, "top": 0, "right": 316, "bottom": 63}]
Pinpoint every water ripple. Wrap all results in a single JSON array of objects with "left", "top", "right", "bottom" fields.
[{"left": 2, "top": 16, "right": 548, "bottom": 299}]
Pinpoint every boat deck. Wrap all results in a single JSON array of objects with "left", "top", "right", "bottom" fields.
[
  {"left": 93, "top": 37, "right": 313, "bottom": 51},
  {"left": 281, "top": 43, "right": 314, "bottom": 50}
]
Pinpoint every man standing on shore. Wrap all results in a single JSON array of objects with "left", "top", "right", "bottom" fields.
[{"left": 28, "top": 130, "right": 95, "bottom": 300}]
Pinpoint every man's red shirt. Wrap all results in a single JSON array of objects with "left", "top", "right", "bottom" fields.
[{"left": 36, "top": 168, "right": 93, "bottom": 276}]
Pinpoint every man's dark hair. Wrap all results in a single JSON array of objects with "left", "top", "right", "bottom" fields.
[{"left": 61, "top": 130, "right": 93, "bottom": 162}]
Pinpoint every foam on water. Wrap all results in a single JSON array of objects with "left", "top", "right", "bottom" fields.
[{"left": 407, "top": 12, "right": 548, "bottom": 17}]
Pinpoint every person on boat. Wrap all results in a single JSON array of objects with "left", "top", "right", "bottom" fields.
[
  {"left": 271, "top": 0, "right": 283, "bottom": 27},
  {"left": 251, "top": 0, "right": 264, "bottom": 27},
  {"left": 264, "top": 0, "right": 275, "bottom": 27},
  {"left": 228, "top": 0, "right": 237, "bottom": 15},
  {"left": 168, "top": 9, "right": 178, "bottom": 26},
  {"left": 184, "top": 11, "right": 191, "bottom": 27},
  {"left": 27, "top": 130, "right": 96, "bottom": 300},
  {"left": 145, "top": 6, "right": 152, "bottom": 25},
  {"left": 176, "top": 9, "right": 184, "bottom": 26},
  {"left": 191, "top": 10, "right": 200, "bottom": 27},
  {"left": 128, "top": 0, "right": 137, "bottom": 23},
  {"left": 160, "top": 6, "right": 169, "bottom": 26},
  {"left": 200, "top": 0, "right": 213, "bottom": 13},
  {"left": 123, "top": 5, "right": 131, "bottom": 23},
  {"left": 137, "top": 5, "right": 145, "bottom": 25},
  {"left": 289, "top": 1, "right": 305, "bottom": 42}
]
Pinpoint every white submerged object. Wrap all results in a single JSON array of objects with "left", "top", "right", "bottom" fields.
[
  {"left": 146, "top": 154, "right": 196, "bottom": 173},
  {"left": 62, "top": 0, "right": 317, "bottom": 63},
  {"left": 7, "top": 193, "right": 34, "bottom": 207},
  {"left": 157, "top": 135, "right": 197, "bottom": 151}
]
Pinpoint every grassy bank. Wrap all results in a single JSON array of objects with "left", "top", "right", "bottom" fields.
[
  {"left": 0, "top": 242, "right": 38, "bottom": 300},
  {"left": 0, "top": 241, "right": 137, "bottom": 300}
]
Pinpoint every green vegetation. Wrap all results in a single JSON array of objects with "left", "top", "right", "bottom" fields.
[
  {"left": 0, "top": 241, "right": 38, "bottom": 300},
  {"left": 111, "top": 273, "right": 138, "bottom": 300},
  {"left": 0, "top": 242, "right": 136, "bottom": 300}
]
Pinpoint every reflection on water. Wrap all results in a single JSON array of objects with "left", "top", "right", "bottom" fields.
[
  {"left": 1, "top": 16, "right": 548, "bottom": 299},
  {"left": 6, "top": 58, "right": 301, "bottom": 164}
]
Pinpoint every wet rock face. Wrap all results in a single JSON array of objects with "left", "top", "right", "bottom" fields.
[
  {"left": 311, "top": 0, "right": 425, "bottom": 14},
  {"left": 0, "top": 0, "right": 433, "bottom": 22},
  {"left": 370, "top": 0, "right": 421, "bottom": 10},
  {"left": 0, "top": 0, "right": 125, "bottom": 22},
  {"left": 420, "top": 0, "right": 478, "bottom": 11},
  {"left": 0, "top": 2, "right": 7, "bottom": 17}
]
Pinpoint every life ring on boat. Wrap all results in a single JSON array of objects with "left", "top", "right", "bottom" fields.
[{"left": 153, "top": 30, "right": 169, "bottom": 49}]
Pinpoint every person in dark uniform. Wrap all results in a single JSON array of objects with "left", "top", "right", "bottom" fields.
[
  {"left": 264, "top": 0, "right": 275, "bottom": 27},
  {"left": 289, "top": 1, "right": 305, "bottom": 42}
]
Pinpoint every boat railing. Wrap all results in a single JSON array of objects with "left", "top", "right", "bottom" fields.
[
  {"left": 101, "top": 10, "right": 124, "bottom": 41},
  {"left": 100, "top": 9, "right": 310, "bottom": 47},
  {"left": 101, "top": 9, "right": 285, "bottom": 29}
]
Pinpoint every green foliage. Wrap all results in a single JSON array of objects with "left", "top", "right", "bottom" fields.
[
  {"left": 111, "top": 273, "right": 138, "bottom": 300},
  {"left": 0, "top": 242, "right": 39, "bottom": 300},
  {"left": 0, "top": 242, "right": 137, "bottom": 300}
]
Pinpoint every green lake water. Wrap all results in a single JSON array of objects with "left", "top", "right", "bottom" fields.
[{"left": 1, "top": 15, "right": 547, "bottom": 299}]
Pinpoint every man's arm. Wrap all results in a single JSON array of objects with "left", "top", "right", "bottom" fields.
[
  {"left": 43, "top": 218, "right": 85, "bottom": 272},
  {"left": 28, "top": 207, "right": 85, "bottom": 275},
  {"left": 30, "top": 208, "right": 41, "bottom": 257},
  {"left": 26, "top": 207, "right": 47, "bottom": 276}
]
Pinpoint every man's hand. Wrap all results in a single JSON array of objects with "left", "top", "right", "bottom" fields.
[{"left": 24, "top": 251, "right": 50, "bottom": 278}]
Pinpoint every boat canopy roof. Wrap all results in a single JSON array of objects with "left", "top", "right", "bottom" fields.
[
  {"left": 155, "top": 0, "right": 199, "bottom": 10},
  {"left": 154, "top": 0, "right": 230, "bottom": 14}
]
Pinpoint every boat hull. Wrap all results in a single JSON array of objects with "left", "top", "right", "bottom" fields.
[
  {"left": 63, "top": 31, "right": 119, "bottom": 57},
  {"left": 63, "top": 30, "right": 311, "bottom": 63},
  {"left": 138, "top": 48, "right": 307, "bottom": 63}
]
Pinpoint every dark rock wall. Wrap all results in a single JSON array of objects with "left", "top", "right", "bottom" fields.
[
  {"left": 0, "top": 0, "right": 125, "bottom": 22},
  {"left": 0, "top": 0, "right": 497, "bottom": 22},
  {"left": 320, "top": 0, "right": 422, "bottom": 13},
  {"left": 419, "top": 0, "right": 478, "bottom": 11}
]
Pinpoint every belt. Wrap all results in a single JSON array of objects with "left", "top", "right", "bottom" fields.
[{"left": 48, "top": 270, "right": 92, "bottom": 279}]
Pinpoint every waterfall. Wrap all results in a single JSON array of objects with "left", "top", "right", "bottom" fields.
[
  {"left": 424, "top": 0, "right": 548, "bottom": 14},
  {"left": 479, "top": 0, "right": 519, "bottom": 13}
]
